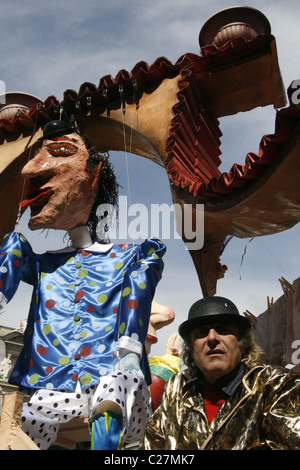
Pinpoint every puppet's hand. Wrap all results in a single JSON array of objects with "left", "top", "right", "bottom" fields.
[{"left": 114, "top": 352, "right": 144, "bottom": 380}]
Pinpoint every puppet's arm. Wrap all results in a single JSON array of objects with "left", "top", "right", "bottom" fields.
[
  {"left": 0, "top": 232, "right": 36, "bottom": 310},
  {"left": 114, "top": 238, "right": 166, "bottom": 372}
]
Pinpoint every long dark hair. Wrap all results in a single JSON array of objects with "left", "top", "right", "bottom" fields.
[{"left": 81, "top": 135, "right": 119, "bottom": 241}]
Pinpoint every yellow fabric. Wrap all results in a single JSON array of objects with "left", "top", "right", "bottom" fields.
[{"left": 148, "top": 354, "right": 181, "bottom": 374}]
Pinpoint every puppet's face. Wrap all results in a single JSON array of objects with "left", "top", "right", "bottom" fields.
[{"left": 20, "top": 133, "right": 101, "bottom": 231}]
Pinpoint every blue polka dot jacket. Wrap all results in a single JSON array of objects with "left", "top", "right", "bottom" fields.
[{"left": 0, "top": 232, "right": 166, "bottom": 393}]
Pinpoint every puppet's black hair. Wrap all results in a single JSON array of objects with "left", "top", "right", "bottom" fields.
[{"left": 82, "top": 135, "right": 119, "bottom": 241}]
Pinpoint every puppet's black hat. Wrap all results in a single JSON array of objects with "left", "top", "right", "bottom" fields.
[{"left": 39, "top": 120, "right": 75, "bottom": 141}]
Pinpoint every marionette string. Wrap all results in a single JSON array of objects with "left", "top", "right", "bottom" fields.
[{"left": 119, "top": 79, "right": 138, "bottom": 210}]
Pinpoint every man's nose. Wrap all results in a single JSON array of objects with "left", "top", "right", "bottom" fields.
[{"left": 207, "top": 328, "right": 219, "bottom": 343}]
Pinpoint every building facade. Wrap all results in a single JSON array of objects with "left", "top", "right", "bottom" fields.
[{"left": 0, "top": 322, "right": 27, "bottom": 413}]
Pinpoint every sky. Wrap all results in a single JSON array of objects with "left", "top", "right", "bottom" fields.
[{"left": 0, "top": 0, "right": 299, "bottom": 356}]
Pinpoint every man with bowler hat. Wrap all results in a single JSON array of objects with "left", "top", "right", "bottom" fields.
[{"left": 140, "top": 296, "right": 300, "bottom": 450}]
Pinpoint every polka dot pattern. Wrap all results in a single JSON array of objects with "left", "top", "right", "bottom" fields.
[
  {"left": 127, "top": 299, "right": 139, "bottom": 309},
  {"left": 21, "top": 371, "right": 151, "bottom": 449}
]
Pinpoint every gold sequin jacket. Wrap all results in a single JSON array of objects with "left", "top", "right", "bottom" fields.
[{"left": 140, "top": 364, "right": 300, "bottom": 450}]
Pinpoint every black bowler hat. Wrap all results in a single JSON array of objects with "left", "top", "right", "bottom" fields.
[
  {"left": 179, "top": 296, "right": 251, "bottom": 340},
  {"left": 39, "top": 120, "right": 76, "bottom": 141}
]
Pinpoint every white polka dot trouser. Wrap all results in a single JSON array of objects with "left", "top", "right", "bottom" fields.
[{"left": 21, "top": 371, "right": 152, "bottom": 449}]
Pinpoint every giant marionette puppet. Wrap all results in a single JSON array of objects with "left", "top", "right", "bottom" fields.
[{"left": 0, "top": 119, "right": 175, "bottom": 450}]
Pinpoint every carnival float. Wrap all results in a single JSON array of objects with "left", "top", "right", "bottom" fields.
[{"left": 0, "top": 6, "right": 299, "bottom": 449}]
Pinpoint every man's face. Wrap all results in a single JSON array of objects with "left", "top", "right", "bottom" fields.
[
  {"left": 20, "top": 133, "right": 101, "bottom": 231},
  {"left": 190, "top": 323, "right": 244, "bottom": 384}
]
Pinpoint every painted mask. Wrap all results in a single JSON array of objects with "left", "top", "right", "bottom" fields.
[{"left": 20, "top": 130, "right": 101, "bottom": 231}]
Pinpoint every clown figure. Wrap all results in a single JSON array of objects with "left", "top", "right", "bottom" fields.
[{"left": 0, "top": 120, "right": 168, "bottom": 450}]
